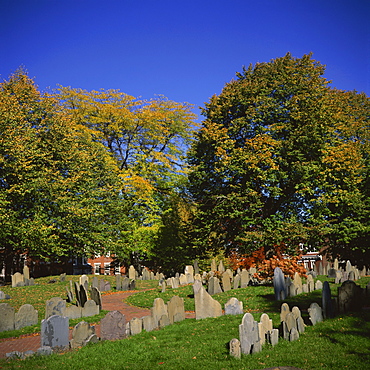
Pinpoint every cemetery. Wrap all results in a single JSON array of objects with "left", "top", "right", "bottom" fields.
[{"left": 0, "top": 260, "right": 369, "bottom": 369}]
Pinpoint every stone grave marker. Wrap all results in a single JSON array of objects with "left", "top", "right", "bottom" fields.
[
  {"left": 129, "top": 265, "right": 136, "bottom": 280},
  {"left": 23, "top": 265, "right": 30, "bottom": 280},
  {"left": 79, "top": 284, "right": 88, "bottom": 307},
  {"left": 161, "top": 281, "right": 166, "bottom": 293},
  {"left": 79, "top": 274, "right": 89, "bottom": 288},
  {"left": 267, "top": 329, "right": 279, "bottom": 346},
  {"left": 121, "top": 277, "right": 130, "bottom": 291},
  {"left": 315, "top": 280, "right": 323, "bottom": 290},
  {"left": 233, "top": 274, "right": 241, "bottom": 289},
  {"left": 218, "top": 260, "right": 225, "bottom": 273},
  {"left": 327, "top": 268, "right": 337, "bottom": 279},
  {"left": 171, "top": 277, "right": 179, "bottom": 289},
  {"left": 74, "top": 282, "right": 81, "bottom": 306},
  {"left": 15, "top": 304, "right": 38, "bottom": 330},
  {"left": 225, "top": 297, "right": 243, "bottom": 315},
  {"left": 167, "top": 295, "right": 185, "bottom": 324},
  {"left": 307, "top": 274, "right": 314, "bottom": 292},
  {"left": 65, "top": 305, "right": 82, "bottom": 319},
  {"left": 280, "top": 302, "right": 290, "bottom": 323},
  {"left": 129, "top": 279, "right": 136, "bottom": 290},
  {"left": 291, "top": 306, "right": 305, "bottom": 333},
  {"left": 193, "top": 259, "right": 199, "bottom": 275},
  {"left": 193, "top": 280, "right": 222, "bottom": 320},
  {"left": 66, "top": 286, "right": 74, "bottom": 303},
  {"left": 229, "top": 338, "right": 241, "bottom": 359},
  {"left": 0, "top": 303, "right": 15, "bottom": 332},
  {"left": 240, "top": 269, "right": 250, "bottom": 288},
  {"left": 208, "top": 276, "right": 222, "bottom": 295},
  {"left": 12, "top": 272, "right": 24, "bottom": 287},
  {"left": 41, "top": 315, "right": 69, "bottom": 349},
  {"left": 308, "top": 302, "right": 323, "bottom": 325},
  {"left": 334, "top": 258, "right": 339, "bottom": 270},
  {"left": 159, "top": 314, "right": 171, "bottom": 328},
  {"left": 258, "top": 313, "right": 273, "bottom": 345},
  {"left": 90, "top": 286, "right": 102, "bottom": 310},
  {"left": 151, "top": 298, "right": 168, "bottom": 328},
  {"left": 92, "top": 276, "right": 98, "bottom": 289},
  {"left": 290, "top": 327, "right": 299, "bottom": 341},
  {"left": 273, "top": 267, "right": 286, "bottom": 300},
  {"left": 211, "top": 259, "right": 217, "bottom": 271},
  {"left": 45, "top": 297, "right": 66, "bottom": 319},
  {"left": 222, "top": 272, "right": 231, "bottom": 292},
  {"left": 59, "top": 273, "right": 66, "bottom": 282},
  {"left": 100, "top": 310, "right": 126, "bottom": 340},
  {"left": 179, "top": 273, "right": 188, "bottom": 285},
  {"left": 82, "top": 299, "right": 99, "bottom": 317},
  {"left": 104, "top": 281, "right": 111, "bottom": 291},
  {"left": 130, "top": 317, "right": 143, "bottom": 335},
  {"left": 322, "top": 281, "right": 333, "bottom": 319},
  {"left": 186, "top": 273, "right": 194, "bottom": 284},
  {"left": 116, "top": 275, "right": 122, "bottom": 291},
  {"left": 70, "top": 321, "right": 96, "bottom": 349},
  {"left": 239, "top": 312, "right": 261, "bottom": 354},
  {"left": 283, "top": 312, "right": 297, "bottom": 340},
  {"left": 338, "top": 280, "right": 363, "bottom": 313},
  {"left": 142, "top": 315, "right": 155, "bottom": 332}
]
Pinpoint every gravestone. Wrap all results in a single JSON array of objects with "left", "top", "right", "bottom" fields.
[
  {"left": 306, "top": 274, "right": 314, "bottom": 292},
  {"left": 322, "top": 281, "right": 333, "bottom": 319},
  {"left": 159, "top": 314, "right": 171, "bottom": 328},
  {"left": 66, "top": 286, "right": 73, "bottom": 303},
  {"left": 121, "top": 277, "right": 130, "bottom": 291},
  {"left": 193, "top": 280, "right": 222, "bottom": 320},
  {"left": 267, "top": 329, "right": 279, "bottom": 346},
  {"left": 116, "top": 275, "right": 122, "bottom": 290},
  {"left": 338, "top": 280, "right": 363, "bottom": 313},
  {"left": 327, "top": 268, "right": 337, "bottom": 279},
  {"left": 289, "top": 282, "right": 297, "bottom": 297},
  {"left": 70, "top": 321, "right": 96, "bottom": 349},
  {"left": 258, "top": 313, "right": 273, "bottom": 345},
  {"left": 186, "top": 273, "right": 194, "bottom": 284},
  {"left": 0, "top": 303, "right": 15, "bottom": 332},
  {"left": 308, "top": 302, "right": 323, "bottom": 325},
  {"left": 291, "top": 306, "right": 305, "bottom": 333},
  {"left": 128, "top": 265, "right": 136, "bottom": 280},
  {"left": 193, "top": 260, "right": 200, "bottom": 275},
  {"left": 211, "top": 259, "right": 217, "bottom": 271},
  {"left": 240, "top": 269, "right": 250, "bottom": 288},
  {"left": 348, "top": 270, "right": 355, "bottom": 281},
  {"left": 23, "top": 265, "right": 30, "bottom": 280},
  {"left": 315, "top": 280, "right": 323, "bottom": 290},
  {"left": 335, "top": 270, "right": 342, "bottom": 284},
  {"left": 239, "top": 312, "right": 261, "bottom": 354},
  {"left": 45, "top": 297, "right": 66, "bottom": 319},
  {"left": 79, "top": 284, "right": 88, "bottom": 307},
  {"left": 225, "top": 297, "right": 243, "bottom": 315},
  {"left": 65, "top": 305, "right": 82, "bottom": 319},
  {"left": 129, "top": 279, "right": 136, "bottom": 290},
  {"left": 12, "top": 272, "right": 24, "bottom": 287},
  {"left": 142, "top": 315, "right": 155, "bottom": 332},
  {"left": 142, "top": 268, "right": 150, "bottom": 280},
  {"left": 229, "top": 338, "right": 241, "bottom": 359},
  {"left": 82, "top": 300, "right": 99, "bottom": 317},
  {"left": 92, "top": 276, "right": 98, "bottom": 289},
  {"left": 290, "top": 327, "right": 299, "bottom": 341},
  {"left": 179, "top": 274, "right": 188, "bottom": 285},
  {"left": 346, "top": 260, "right": 352, "bottom": 274},
  {"left": 280, "top": 302, "right": 290, "bottom": 323},
  {"left": 161, "top": 281, "right": 166, "bottom": 293},
  {"left": 185, "top": 265, "right": 194, "bottom": 276},
  {"left": 100, "top": 310, "right": 126, "bottom": 340},
  {"left": 59, "top": 273, "right": 66, "bottom": 282},
  {"left": 90, "top": 287, "right": 102, "bottom": 310},
  {"left": 79, "top": 274, "right": 89, "bottom": 288},
  {"left": 151, "top": 298, "right": 168, "bottom": 328},
  {"left": 171, "top": 277, "right": 179, "bottom": 289},
  {"left": 208, "top": 276, "right": 222, "bottom": 295},
  {"left": 273, "top": 267, "right": 286, "bottom": 300},
  {"left": 41, "top": 315, "right": 69, "bottom": 349},
  {"left": 302, "top": 283, "right": 309, "bottom": 293},
  {"left": 233, "top": 274, "right": 241, "bottom": 289},
  {"left": 283, "top": 312, "right": 297, "bottom": 340},
  {"left": 104, "top": 281, "right": 111, "bottom": 291},
  {"left": 15, "top": 304, "right": 38, "bottom": 330},
  {"left": 218, "top": 260, "right": 225, "bottom": 273},
  {"left": 222, "top": 272, "right": 232, "bottom": 292},
  {"left": 130, "top": 317, "right": 143, "bottom": 335},
  {"left": 334, "top": 258, "right": 339, "bottom": 271},
  {"left": 293, "top": 272, "right": 303, "bottom": 291},
  {"left": 167, "top": 295, "right": 185, "bottom": 324},
  {"left": 74, "top": 282, "right": 81, "bottom": 306}
]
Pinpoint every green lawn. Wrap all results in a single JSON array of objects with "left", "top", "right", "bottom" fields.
[{"left": 0, "top": 275, "right": 369, "bottom": 369}]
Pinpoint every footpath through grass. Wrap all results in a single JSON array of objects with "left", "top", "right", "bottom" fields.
[{"left": 1, "top": 275, "right": 370, "bottom": 369}]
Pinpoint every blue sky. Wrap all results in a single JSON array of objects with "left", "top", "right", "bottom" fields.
[{"left": 1, "top": 0, "right": 369, "bottom": 120}]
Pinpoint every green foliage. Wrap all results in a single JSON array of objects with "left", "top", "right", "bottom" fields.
[{"left": 187, "top": 53, "right": 370, "bottom": 262}]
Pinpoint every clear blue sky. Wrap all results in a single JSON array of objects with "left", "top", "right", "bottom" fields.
[{"left": 1, "top": 0, "right": 369, "bottom": 120}]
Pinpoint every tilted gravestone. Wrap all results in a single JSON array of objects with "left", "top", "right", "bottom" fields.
[
  {"left": 70, "top": 321, "right": 96, "bottom": 349},
  {"left": 167, "top": 295, "right": 185, "bottom": 324},
  {"left": 79, "top": 284, "right": 88, "bottom": 308},
  {"left": 273, "top": 267, "right": 286, "bottom": 300},
  {"left": 100, "top": 310, "right": 126, "bottom": 341},
  {"left": 90, "top": 286, "right": 102, "bottom": 310},
  {"left": 15, "top": 304, "right": 38, "bottom": 330},
  {"left": 233, "top": 274, "right": 241, "bottom": 289},
  {"left": 41, "top": 315, "right": 69, "bottom": 349},
  {"left": 193, "top": 280, "right": 222, "bottom": 320},
  {"left": 45, "top": 297, "right": 66, "bottom": 319},
  {"left": 308, "top": 302, "right": 323, "bottom": 325},
  {"left": 239, "top": 313, "right": 261, "bottom": 354},
  {"left": 208, "top": 276, "right": 222, "bottom": 295},
  {"left": 225, "top": 297, "right": 243, "bottom": 315},
  {"left": 0, "top": 303, "right": 15, "bottom": 332},
  {"left": 74, "top": 282, "right": 81, "bottom": 306}
]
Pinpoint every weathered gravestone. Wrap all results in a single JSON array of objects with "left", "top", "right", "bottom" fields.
[
  {"left": 282, "top": 312, "right": 298, "bottom": 341},
  {"left": 338, "top": 280, "right": 363, "bottom": 313},
  {"left": 306, "top": 274, "right": 315, "bottom": 292},
  {"left": 211, "top": 259, "right": 217, "bottom": 271},
  {"left": 193, "top": 259, "right": 199, "bottom": 275},
  {"left": 12, "top": 272, "right": 24, "bottom": 287},
  {"left": 179, "top": 273, "right": 188, "bottom": 286},
  {"left": 45, "top": 297, "right": 66, "bottom": 319},
  {"left": 65, "top": 305, "right": 82, "bottom": 319},
  {"left": 170, "top": 277, "right": 179, "bottom": 289},
  {"left": 239, "top": 313, "right": 261, "bottom": 354},
  {"left": 92, "top": 276, "right": 98, "bottom": 289},
  {"left": 41, "top": 315, "right": 69, "bottom": 349},
  {"left": 327, "top": 268, "right": 337, "bottom": 279},
  {"left": 292, "top": 306, "right": 305, "bottom": 333},
  {"left": 115, "top": 275, "right": 122, "bottom": 291},
  {"left": 66, "top": 286, "right": 74, "bottom": 303},
  {"left": 151, "top": 298, "right": 168, "bottom": 328},
  {"left": 167, "top": 295, "right": 185, "bottom": 324},
  {"left": 208, "top": 276, "right": 222, "bottom": 295},
  {"left": 161, "top": 281, "right": 166, "bottom": 293},
  {"left": 222, "top": 272, "right": 232, "bottom": 292},
  {"left": 90, "top": 287, "right": 102, "bottom": 310},
  {"left": 142, "top": 315, "right": 155, "bottom": 332},
  {"left": 79, "top": 274, "right": 89, "bottom": 289},
  {"left": 229, "top": 338, "right": 241, "bottom": 359},
  {"left": 23, "top": 265, "right": 30, "bottom": 280},
  {"left": 59, "top": 273, "right": 66, "bottom": 282},
  {"left": 193, "top": 280, "right": 222, "bottom": 320},
  {"left": 82, "top": 300, "right": 99, "bottom": 317},
  {"left": 218, "top": 260, "right": 225, "bottom": 273},
  {"left": 79, "top": 284, "right": 88, "bottom": 308},
  {"left": 129, "top": 279, "right": 136, "bottom": 290},
  {"left": 100, "top": 310, "right": 126, "bottom": 340},
  {"left": 322, "top": 281, "right": 333, "bottom": 319},
  {"left": 128, "top": 265, "right": 136, "bottom": 280},
  {"left": 258, "top": 313, "right": 273, "bottom": 345},
  {"left": 273, "top": 267, "right": 286, "bottom": 300},
  {"left": 121, "top": 277, "right": 130, "bottom": 291},
  {"left": 308, "top": 302, "right": 323, "bottom": 325},
  {"left": 70, "top": 321, "right": 97, "bottom": 349},
  {"left": 240, "top": 269, "right": 250, "bottom": 288},
  {"left": 15, "top": 304, "right": 38, "bottom": 330},
  {"left": 0, "top": 303, "right": 15, "bottom": 332},
  {"left": 130, "top": 317, "right": 143, "bottom": 335},
  {"left": 315, "top": 280, "right": 323, "bottom": 290},
  {"left": 233, "top": 274, "right": 241, "bottom": 289},
  {"left": 225, "top": 297, "right": 243, "bottom": 315}
]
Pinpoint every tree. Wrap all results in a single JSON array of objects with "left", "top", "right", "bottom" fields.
[
  {"left": 53, "top": 86, "right": 198, "bottom": 267},
  {"left": 0, "top": 71, "right": 132, "bottom": 279},
  {"left": 187, "top": 53, "right": 370, "bottom": 263}
]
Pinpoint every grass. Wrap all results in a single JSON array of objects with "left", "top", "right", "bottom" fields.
[{"left": 0, "top": 275, "right": 370, "bottom": 369}]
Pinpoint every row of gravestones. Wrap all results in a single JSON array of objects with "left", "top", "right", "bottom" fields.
[
  {"left": 229, "top": 278, "right": 370, "bottom": 358},
  {"left": 314, "top": 259, "right": 368, "bottom": 280},
  {"left": 6, "top": 294, "right": 187, "bottom": 359},
  {"left": 0, "top": 294, "right": 101, "bottom": 333}
]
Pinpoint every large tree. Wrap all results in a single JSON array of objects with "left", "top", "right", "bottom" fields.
[
  {"left": 0, "top": 71, "right": 132, "bottom": 279},
  {"left": 188, "top": 53, "right": 370, "bottom": 263}
]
